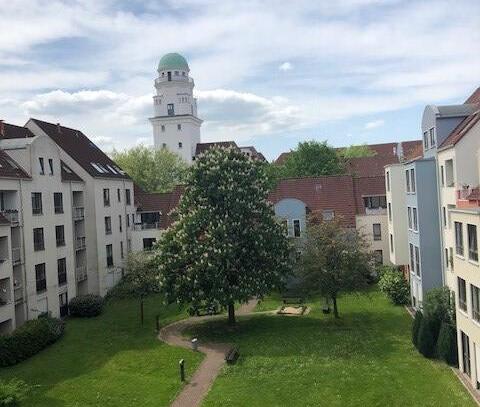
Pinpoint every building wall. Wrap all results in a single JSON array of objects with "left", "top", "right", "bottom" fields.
[
  {"left": 356, "top": 213, "right": 390, "bottom": 265},
  {"left": 274, "top": 198, "right": 307, "bottom": 238},
  {"left": 385, "top": 164, "right": 409, "bottom": 266}
]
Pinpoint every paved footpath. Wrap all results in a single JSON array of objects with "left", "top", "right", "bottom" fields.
[{"left": 158, "top": 300, "right": 258, "bottom": 407}]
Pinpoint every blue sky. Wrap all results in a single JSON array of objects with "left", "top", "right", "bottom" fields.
[{"left": 1, "top": 0, "right": 479, "bottom": 161}]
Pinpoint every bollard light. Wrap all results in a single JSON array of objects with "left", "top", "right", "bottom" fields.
[
  {"left": 179, "top": 359, "right": 185, "bottom": 382},
  {"left": 191, "top": 338, "right": 198, "bottom": 351}
]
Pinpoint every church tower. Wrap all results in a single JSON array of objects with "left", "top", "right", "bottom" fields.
[{"left": 150, "top": 53, "right": 202, "bottom": 164}]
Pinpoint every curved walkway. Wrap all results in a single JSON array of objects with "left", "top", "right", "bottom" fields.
[{"left": 159, "top": 300, "right": 258, "bottom": 407}]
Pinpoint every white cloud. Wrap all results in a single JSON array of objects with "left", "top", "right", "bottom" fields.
[
  {"left": 364, "top": 119, "right": 385, "bottom": 130},
  {"left": 279, "top": 62, "right": 293, "bottom": 71}
]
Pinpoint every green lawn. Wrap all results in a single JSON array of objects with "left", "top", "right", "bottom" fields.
[
  {"left": 0, "top": 295, "right": 203, "bottom": 407},
  {"left": 187, "top": 291, "right": 475, "bottom": 407}
]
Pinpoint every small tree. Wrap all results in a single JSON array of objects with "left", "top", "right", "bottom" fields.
[
  {"left": 154, "top": 147, "right": 291, "bottom": 324},
  {"left": 124, "top": 252, "right": 160, "bottom": 325},
  {"left": 423, "top": 287, "right": 455, "bottom": 344},
  {"left": 417, "top": 317, "right": 436, "bottom": 358},
  {"left": 378, "top": 266, "right": 410, "bottom": 305},
  {"left": 297, "top": 218, "right": 373, "bottom": 318},
  {"left": 339, "top": 144, "right": 376, "bottom": 159},
  {"left": 412, "top": 310, "right": 423, "bottom": 348},
  {"left": 111, "top": 145, "right": 187, "bottom": 193},
  {"left": 436, "top": 322, "right": 458, "bottom": 367}
]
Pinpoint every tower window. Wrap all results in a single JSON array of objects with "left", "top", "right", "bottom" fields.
[
  {"left": 175, "top": 71, "right": 179, "bottom": 75},
  {"left": 161, "top": 125, "right": 165, "bottom": 132},
  {"left": 162, "top": 143, "right": 167, "bottom": 149},
  {"left": 167, "top": 104, "right": 174, "bottom": 116},
  {"left": 182, "top": 72, "right": 186, "bottom": 76},
  {"left": 178, "top": 142, "right": 183, "bottom": 149},
  {"left": 177, "top": 124, "right": 182, "bottom": 131}
]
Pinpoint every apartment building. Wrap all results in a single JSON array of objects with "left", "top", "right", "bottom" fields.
[{"left": 0, "top": 118, "right": 150, "bottom": 333}]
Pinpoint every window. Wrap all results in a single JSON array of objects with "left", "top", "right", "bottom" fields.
[
  {"left": 119, "top": 215, "right": 122, "bottom": 232},
  {"left": 106, "top": 244, "right": 113, "bottom": 267},
  {"left": 117, "top": 188, "right": 121, "bottom": 202},
  {"left": 35, "top": 263, "right": 46, "bottom": 293},
  {"left": 442, "top": 207, "right": 446, "bottom": 227},
  {"left": 373, "top": 223, "right": 381, "bottom": 241},
  {"left": 472, "top": 285, "right": 480, "bottom": 323},
  {"left": 407, "top": 207, "right": 412, "bottom": 229},
  {"left": 363, "top": 196, "right": 387, "bottom": 209},
  {"left": 33, "top": 228, "right": 45, "bottom": 251},
  {"left": 167, "top": 103, "right": 174, "bottom": 116},
  {"left": 177, "top": 124, "right": 182, "bottom": 131},
  {"left": 162, "top": 143, "right": 167, "bottom": 149},
  {"left": 322, "top": 210, "right": 335, "bottom": 221},
  {"left": 105, "top": 216, "right": 112, "bottom": 235},
  {"left": 178, "top": 142, "right": 183, "bottom": 149},
  {"left": 445, "top": 248, "right": 449, "bottom": 270},
  {"left": 445, "top": 159, "right": 454, "bottom": 187},
  {"left": 386, "top": 171, "right": 390, "bottom": 192},
  {"left": 455, "top": 221, "right": 464, "bottom": 256},
  {"left": 412, "top": 208, "right": 418, "bottom": 231},
  {"left": 388, "top": 203, "right": 392, "bottom": 221},
  {"left": 59, "top": 292, "right": 68, "bottom": 317},
  {"left": 405, "top": 170, "right": 410, "bottom": 192},
  {"left": 161, "top": 125, "right": 165, "bottom": 132},
  {"left": 281, "top": 219, "right": 288, "bottom": 236},
  {"left": 120, "top": 241, "right": 124, "bottom": 259},
  {"left": 31, "top": 192, "right": 42, "bottom": 215},
  {"left": 55, "top": 225, "right": 65, "bottom": 247},
  {"left": 54, "top": 192, "right": 63, "bottom": 214},
  {"left": 440, "top": 165, "right": 445, "bottom": 186},
  {"left": 461, "top": 331, "right": 471, "bottom": 377},
  {"left": 143, "top": 238, "right": 156, "bottom": 250},
  {"left": 410, "top": 169, "right": 416, "bottom": 193},
  {"left": 390, "top": 234, "right": 394, "bottom": 252},
  {"left": 449, "top": 247, "right": 454, "bottom": 270},
  {"left": 468, "top": 224, "right": 478, "bottom": 262},
  {"left": 38, "top": 157, "right": 45, "bottom": 175},
  {"left": 429, "top": 128, "right": 435, "bottom": 146},
  {"left": 126, "top": 215, "right": 130, "bottom": 227},
  {"left": 458, "top": 277, "right": 467, "bottom": 311},
  {"left": 125, "top": 189, "right": 131, "bottom": 205},
  {"left": 58, "top": 258, "right": 67, "bottom": 286},
  {"left": 374, "top": 250, "right": 383, "bottom": 265},
  {"left": 293, "top": 219, "right": 301, "bottom": 238},
  {"left": 103, "top": 188, "right": 110, "bottom": 207},
  {"left": 414, "top": 246, "right": 420, "bottom": 276},
  {"left": 423, "top": 131, "right": 428, "bottom": 149},
  {"left": 48, "top": 158, "right": 54, "bottom": 175},
  {"left": 409, "top": 244, "right": 415, "bottom": 273}
]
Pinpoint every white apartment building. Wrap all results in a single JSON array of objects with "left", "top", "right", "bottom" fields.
[{"left": 0, "top": 119, "right": 147, "bottom": 333}]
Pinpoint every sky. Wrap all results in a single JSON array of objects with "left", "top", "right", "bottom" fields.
[{"left": 1, "top": 0, "right": 479, "bottom": 161}]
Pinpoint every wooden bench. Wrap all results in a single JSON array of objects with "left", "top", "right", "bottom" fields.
[
  {"left": 188, "top": 304, "right": 219, "bottom": 317},
  {"left": 282, "top": 296, "right": 304, "bottom": 305},
  {"left": 225, "top": 346, "right": 239, "bottom": 364}
]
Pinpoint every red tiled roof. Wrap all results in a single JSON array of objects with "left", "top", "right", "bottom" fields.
[
  {"left": 439, "top": 110, "right": 480, "bottom": 149},
  {"left": 269, "top": 176, "right": 357, "bottom": 227},
  {"left": 195, "top": 142, "right": 238, "bottom": 156},
  {"left": 275, "top": 152, "right": 291, "bottom": 165},
  {"left": 465, "top": 87, "right": 480, "bottom": 104},
  {"left": 30, "top": 118, "right": 130, "bottom": 180}
]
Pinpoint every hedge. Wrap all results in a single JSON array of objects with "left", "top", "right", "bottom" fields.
[
  {"left": 69, "top": 294, "right": 104, "bottom": 317},
  {"left": 417, "top": 316, "right": 435, "bottom": 358},
  {"left": 0, "top": 379, "right": 28, "bottom": 406},
  {"left": 0, "top": 317, "right": 64, "bottom": 367},
  {"left": 436, "top": 322, "right": 458, "bottom": 367},
  {"left": 412, "top": 310, "right": 423, "bottom": 348}
]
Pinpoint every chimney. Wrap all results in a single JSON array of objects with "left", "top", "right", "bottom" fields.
[
  {"left": 0, "top": 120, "right": 4, "bottom": 137},
  {"left": 56, "top": 123, "right": 61, "bottom": 134}
]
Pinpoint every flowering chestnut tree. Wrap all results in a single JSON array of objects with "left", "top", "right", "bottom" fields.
[{"left": 154, "top": 147, "right": 291, "bottom": 324}]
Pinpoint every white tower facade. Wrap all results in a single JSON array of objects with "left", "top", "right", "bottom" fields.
[{"left": 150, "top": 53, "right": 202, "bottom": 164}]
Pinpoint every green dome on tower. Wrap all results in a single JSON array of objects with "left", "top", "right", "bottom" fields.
[{"left": 157, "top": 53, "right": 189, "bottom": 72}]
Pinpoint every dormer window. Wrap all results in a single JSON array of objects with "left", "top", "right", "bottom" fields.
[
  {"left": 423, "top": 131, "right": 428, "bottom": 149},
  {"left": 429, "top": 128, "right": 435, "bottom": 147}
]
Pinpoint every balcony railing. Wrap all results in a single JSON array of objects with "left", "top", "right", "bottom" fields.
[
  {"left": 457, "top": 187, "right": 480, "bottom": 208},
  {"left": 73, "top": 206, "right": 85, "bottom": 220},
  {"left": 365, "top": 207, "right": 387, "bottom": 215},
  {"left": 0, "top": 210, "right": 19, "bottom": 224},
  {"left": 133, "top": 222, "right": 162, "bottom": 231},
  {"left": 12, "top": 247, "right": 22, "bottom": 265},
  {"left": 75, "top": 266, "right": 87, "bottom": 282},
  {"left": 75, "top": 236, "right": 86, "bottom": 250}
]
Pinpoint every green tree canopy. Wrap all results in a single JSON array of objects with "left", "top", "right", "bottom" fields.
[
  {"left": 111, "top": 146, "right": 187, "bottom": 193},
  {"left": 298, "top": 218, "right": 373, "bottom": 318},
  {"left": 279, "top": 140, "right": 344, "bottom": 178},
  {"left": 339, "top": 144, "right": 376, "bottom": 159},
  {"left": 154, "top": 147, "right": 291, "bottom": 324}
]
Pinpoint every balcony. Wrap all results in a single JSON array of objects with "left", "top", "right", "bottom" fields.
[
  {"left": 73, "top": 206, "right": 85, "bottom": 220},
  {"left": 0, "top": 210, "right": 19, "bottom": 225},
  {"left": 75, "top": 236, "right": 86, "bottom": 251},
  {"left": 365, "top": 207, "right": 387, "bottom": 216},
  {"left": 12, "top": 247, "right": 22, "bottom": 266},
  {"left": 133, "top": 222, "right": 162, "bottom": 231},
  {"left": 155, "top": 76, "right": 193, "bottom": 86},
  {"left": 456, "top": 187, "right": 480, "bottom": 208},
  {"left": 75, "top": 266, "right": 87, "bottom": 282}
]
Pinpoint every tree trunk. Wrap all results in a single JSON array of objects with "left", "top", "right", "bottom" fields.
[
  {"left": 332, "top": 295, "right": 339, "bottom": 319},
  {"left": 140, "top": 298, "right": 144, "bottom": 326},
  {"left": 228, "top": 303, "right": 235, "bottom": 325}
]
